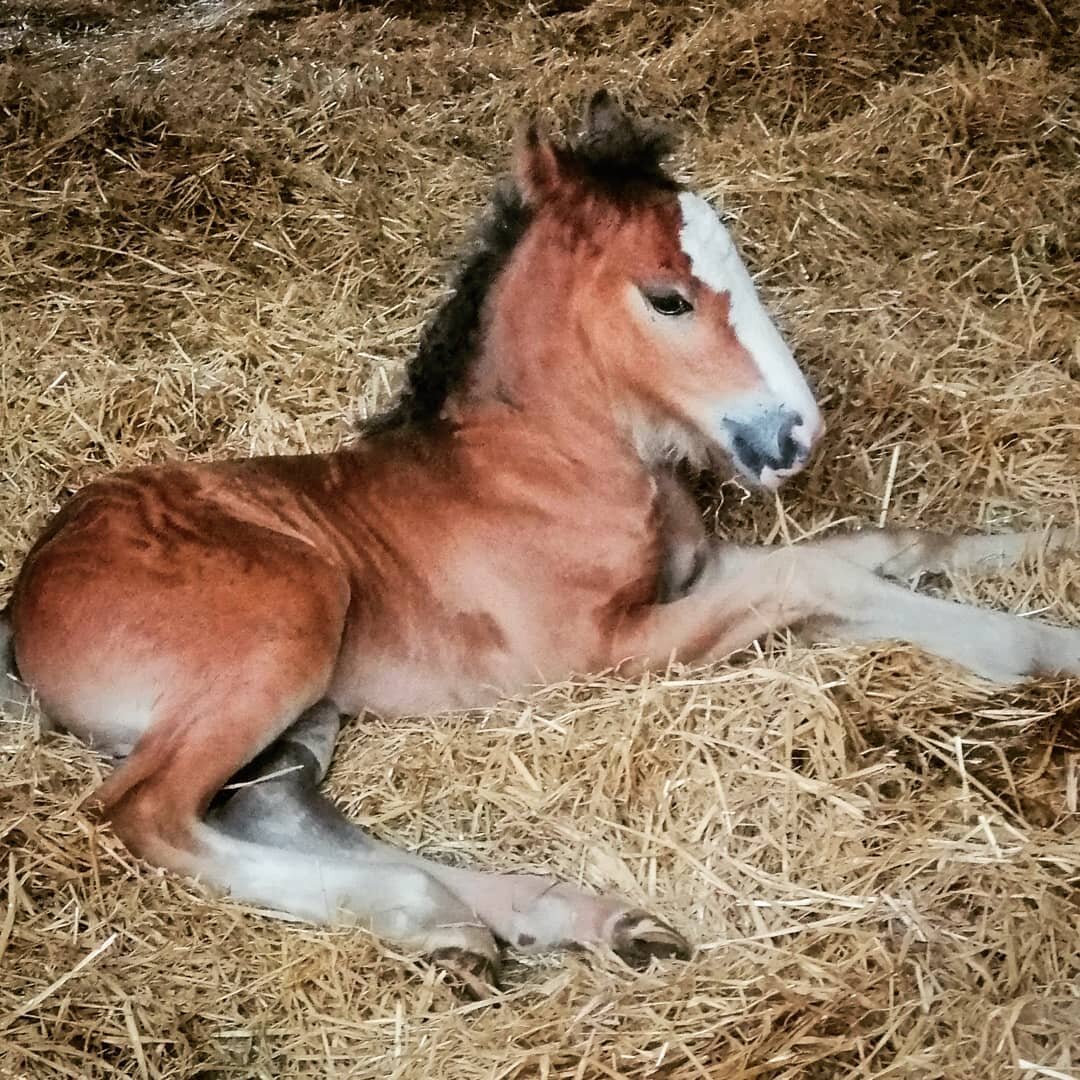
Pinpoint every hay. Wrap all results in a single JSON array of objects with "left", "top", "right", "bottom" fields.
[{"left": 1, "top": 0, "right": 1078, "bottom": 1076}]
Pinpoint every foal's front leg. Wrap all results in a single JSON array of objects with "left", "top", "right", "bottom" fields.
[
  {"left": 799, "top": 524, "right": 1077, "bottom": 581},
  {"left": 611, "top": 531, "right": 1080, "bottom": 683}
]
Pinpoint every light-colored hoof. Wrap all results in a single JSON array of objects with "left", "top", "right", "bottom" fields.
[
  {"left": 609, "top": 910, "right": 692, "bottom": 968},
  {"left": 423, "top": 921, "right": 501, "bottom": 998},
  {"left": 428, "top": 945, "right": 502, "bottom": 999}
]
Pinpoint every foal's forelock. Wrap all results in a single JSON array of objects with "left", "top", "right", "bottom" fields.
[{"left": 676, "top": 192, "right": 823, "bottom": 488}]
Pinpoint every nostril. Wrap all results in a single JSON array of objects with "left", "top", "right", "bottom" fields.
[
  {"left": 774, "top": 411, "right": 803, "bottom": 470},
  {"left": 731, "top": 430, "right": 764, "bottom": 477},
  {"left": 776, "top": 429, "right": 800, "bottom": 471}
]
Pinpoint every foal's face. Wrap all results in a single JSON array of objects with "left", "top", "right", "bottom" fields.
[{"left": 592, "top": 190, "right": 824, "bottom": 489}]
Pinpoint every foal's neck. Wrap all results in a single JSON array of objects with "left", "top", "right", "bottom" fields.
[{"left": 446, "top": 227, "right": 639, "bottom": 476}]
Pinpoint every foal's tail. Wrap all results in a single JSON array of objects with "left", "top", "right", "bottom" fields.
[{"left": 0, "top": 608, "right": 32, "bottom": 712}]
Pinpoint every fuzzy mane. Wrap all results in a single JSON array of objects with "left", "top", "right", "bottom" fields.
[
  {"left": 359, "top": 180, "right": 532, "bottom": 436},
  {"left": 361, "top": 93, "right": 677, "bottom": 436}
]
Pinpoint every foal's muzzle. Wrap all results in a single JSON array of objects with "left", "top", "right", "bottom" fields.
[{"left": 724, "top": 407, "right": 817, "bottom": 489}]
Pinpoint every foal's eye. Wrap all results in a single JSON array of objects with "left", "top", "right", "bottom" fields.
[{"left": 646, "top": 292, "right": 693, "bottom": 317}]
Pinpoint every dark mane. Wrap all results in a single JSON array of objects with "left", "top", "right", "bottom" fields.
[
  {"left": 360, "top": 93, "right": 676, "bottom": 436},
  {"left": 359, "top": 180, "right": 532, "bottom": 436}
]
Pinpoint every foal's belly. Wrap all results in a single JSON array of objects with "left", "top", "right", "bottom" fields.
[
  {"left": 329, "top": 657, "right": 507, "bottom": 717},
  {"left": 328, "top": 614, "right": 577, "bottom": 717},
  {"left": 327, "top": 555, "right": 603, "bottom": 717}
]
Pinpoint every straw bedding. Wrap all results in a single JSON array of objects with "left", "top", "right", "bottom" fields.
[{"left": 1, "top": 1, "right": 1078, "bottom": 1076}]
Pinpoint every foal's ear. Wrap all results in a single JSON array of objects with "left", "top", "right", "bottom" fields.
[{"left": 513, "top": 122, "right": 565, "bottom": 206}]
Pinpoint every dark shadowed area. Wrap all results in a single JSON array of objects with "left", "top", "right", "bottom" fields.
[{"left": 1, "top": 1, "right": 1078, "bottom": 1077}]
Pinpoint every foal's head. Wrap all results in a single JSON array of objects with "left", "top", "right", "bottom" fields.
[{"left": 508, "top": 92, "right": 824, "bottom": 490}]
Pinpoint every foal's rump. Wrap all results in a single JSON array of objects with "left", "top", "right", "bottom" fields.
[{"left": 7, "top": 471, "right": 353, "bottom": 852}]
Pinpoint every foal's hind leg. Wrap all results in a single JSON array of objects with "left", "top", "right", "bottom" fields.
[
  {"left": 17, "top": 523, "right": 502, "bottom": 980},
  {"left": 126, "top": 693, "right": 503, "bottom": 993},
  {"left": 213, "top": 704, "right": 690, "bottom": 974},
  {"left": 209, "top": 701, "right": 500, "bottom": 996}
]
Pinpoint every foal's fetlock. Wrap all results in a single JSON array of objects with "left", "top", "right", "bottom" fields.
[{"left": 510, "top": 879, "right": 691, "bottom": 965}]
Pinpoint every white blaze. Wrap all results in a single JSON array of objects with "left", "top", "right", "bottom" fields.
[{"left": 676, "top": 191, "right": 821, "bottom": 446}]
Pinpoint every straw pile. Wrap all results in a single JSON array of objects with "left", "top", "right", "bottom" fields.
[{"left": 1, "top": 1, "right": 1078, "bottom": 1077}]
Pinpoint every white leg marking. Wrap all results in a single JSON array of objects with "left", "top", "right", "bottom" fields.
[
  {"left": 713, "top": 544, "right": 1080, "bottom": 684},
  {"left": 193, "top": 824, "right": 495, "bottom": 957}
]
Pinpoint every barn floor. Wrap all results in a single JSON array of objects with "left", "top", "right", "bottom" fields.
[{"left": 1, "top": 1, "right": 1079, "bottom": 1077}]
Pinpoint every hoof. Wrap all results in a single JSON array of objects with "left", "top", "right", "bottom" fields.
[
  {"left": 428, "top": 946, "right": 502, "bottom": 999},
  {"left": 610, "top": 911, "right": 692, "bottom": 969}
]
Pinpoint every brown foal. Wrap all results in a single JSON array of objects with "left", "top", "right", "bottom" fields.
[{"left": 4, "top": 93, "right": 1077, "bottom": 993}]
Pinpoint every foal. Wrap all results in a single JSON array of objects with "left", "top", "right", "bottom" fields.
[{"left": 4, "top": 93, "right": 1078, "bottom": 991}]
